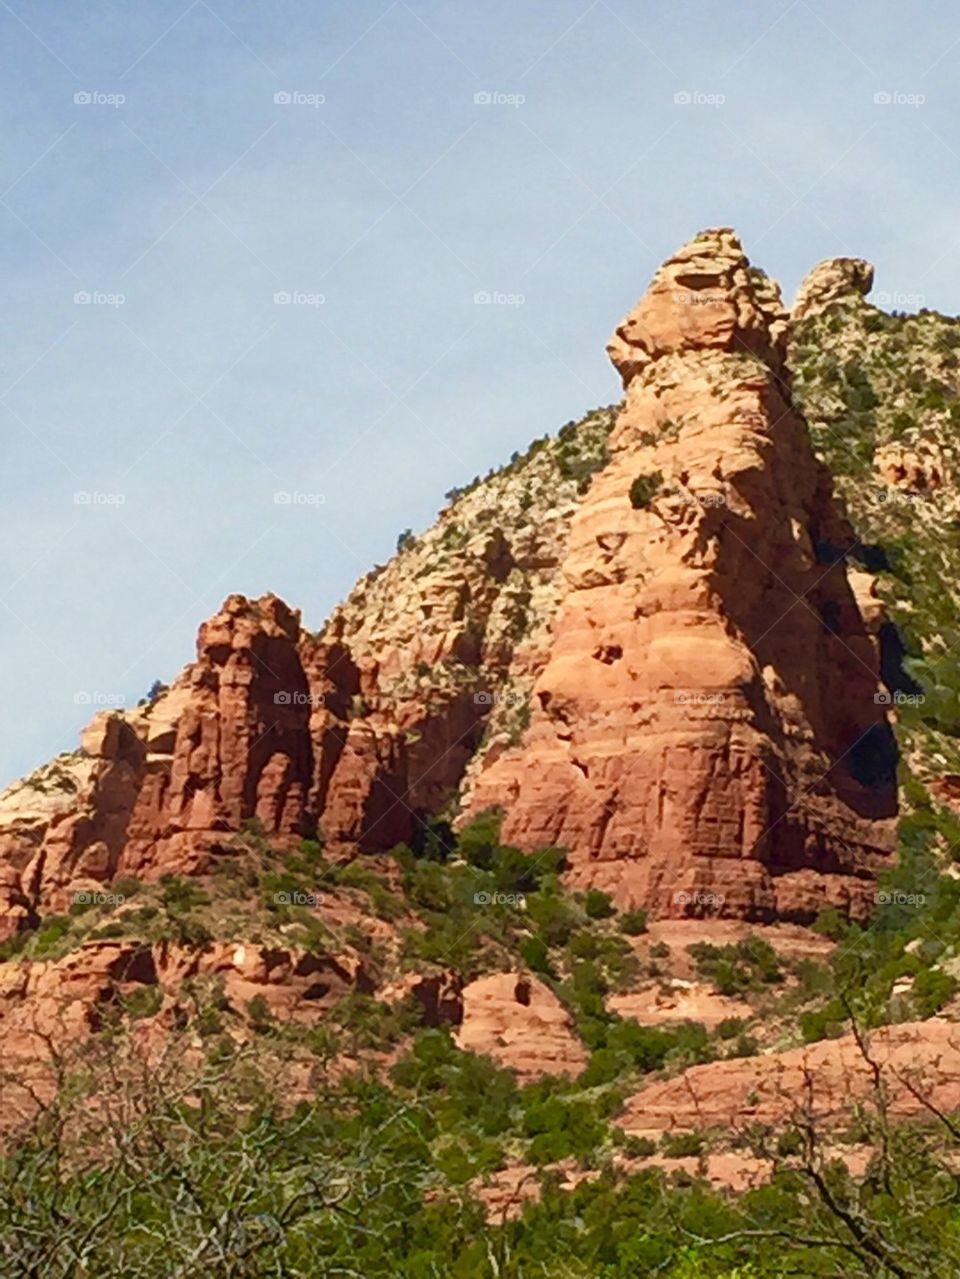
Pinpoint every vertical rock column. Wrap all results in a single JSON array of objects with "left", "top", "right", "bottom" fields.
[{"left": 468, "top": 229, "right": 897, "bottom": 921}]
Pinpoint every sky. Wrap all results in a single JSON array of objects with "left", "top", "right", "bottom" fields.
[{"left": 2, "top": 0, "right": 959, "bottom": 787}]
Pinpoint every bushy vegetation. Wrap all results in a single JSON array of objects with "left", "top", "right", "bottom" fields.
[
  {"left": 6, "top": 1016, "right": 960, "bottom": 1277},
  {"left": 628, "top": 470, "right": 663, "bottom": 509},
  {"left": 687, "top": 935, "right": 784, "bottom": 996},
  {"left": 791, "top": 300, "right": 960, "bottom": 755}
]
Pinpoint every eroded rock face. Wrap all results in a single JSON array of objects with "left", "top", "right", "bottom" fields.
[
  {"left": 619, "top": 1020, "right": 960, "bottom": 1131},
  {"left": 792, "top": 256, "right": 874, "bottom": 319},
  {"left": 454, "top": 971, "right": 588, "bottom": 1081},
  {"left": 0, "top": 716, "right": 145, "bottom": 937},
  {"left": 0, "top": 937, "right": 370, "bottom": 1065},
  {"left": 0, "top": 232, "right": 898, "bottom": 932},
  {"left": 120, "top": 594, "right": 315, "bottom": 879},
  {"left": 0, "top": 596, "right": 320, "bottom": 933},
  {"left": 467, "top": 228, "right": 897, "bottom": 921},
  {"left": 379, "top": 969, "right": 464, "bottom": 1025}
]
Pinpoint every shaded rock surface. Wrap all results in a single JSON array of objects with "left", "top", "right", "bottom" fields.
[{"left": 0, "top": 936, "right": 370, "bottom": 1055}]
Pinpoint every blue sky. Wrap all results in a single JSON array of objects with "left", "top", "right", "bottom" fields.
[{"left": 2, "top": 0, "right": 959, "bottom": 786}]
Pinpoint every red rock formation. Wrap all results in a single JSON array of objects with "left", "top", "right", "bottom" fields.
[
  {"left": 619, "top": 1019, "right": 960, "bottom": 1132},
  {"left": 454, "top": 970, "right": 588, "bottom": 1081},
  {"left": 120, "top": 594, "right": 315, "bottom": 878},
  {"left": 299, "top": 631, "right": 483, "bottom": 854},
  {"left": 791, "top": 256, "right": 874, "bottom": 319},
  {"left": 0, "top": 936, "right": 370, "bottom": 1056},
  {"left": 0, "top": 596, "right": 322, "bottom": 934},
  {"left": 0, "top": 714, "right": 145, "bottom": 935},
  {"left": 0, "top": 232, "right": 899, "bottom": 934},
  {"left": 379, "top": 969, "right": 464, "bottom": 1025},
  {"left": 467, "top": 228, "right": 897, "bottom": 921}
]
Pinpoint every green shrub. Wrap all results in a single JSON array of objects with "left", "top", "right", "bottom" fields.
[
  {"left": 523, "top": 1095, "right": 606, "bottom": 1165},
  {"left": 456, "top": 809, "right": 502, "bottom": 868},
  {"left": 110, "top": 877, "right": 142, "bottom": 899},
  {"left": 160, "top": 876, "right": 210, "bottom": 914},
  {"left": 519, "top": 935, "right": 553, "bottom": 976},
  {"left": 776, "top": 1128, "right": 804, "bottom": 1157},
  {"left": 619, "top": 909, "right": 648, "bottom": 935},
  {"left": 121, "top": 984, "right": 163, "bottom": 1020},
  {"left": 32, "top": 916, "right": 72, "bottom": 956},
  {"left": 0, "top": 928, "right": 32, "bottom": 963},
  {"left": 716, "top": 1017, "right": 744, "bottom": 1040},
  {"left": 246, "top": 995, "right": 274, "bottom": 1032},
  {"left": 623, "top": 1134, "right": 657, "bottom": 1157},
  {"left": 660, "top": 1130, "right": 705, "bottom": 1158},
  {"left": 526, "top": 892, "right": 579, "bottom": 946},
  {"left": 688, "top": 935, "right": 783, "bottom": 994},
  {"left": 584, "top": 889, "right": 616, "bottom": 920},
  {"left": 911, "top": 967, "right": 958, "bottom": 1017},
  {"left": 90, "top": 922, "right": 125, "bottom": 940},
  {"left": 629, "top": 471, "right": 663, "bottom": 509}
]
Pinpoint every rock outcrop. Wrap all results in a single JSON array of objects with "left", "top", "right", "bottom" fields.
[
  {"left": 455, "top": 971, "right": 588, "bottom": 1081},
  {"left": 792, "top": 256, "right": 874, "bottom": 319},
  {"left": 0, "top": 717, "right": 145, "bottom": 935},
  {"left": 619, "top": 1020, "right": 960, "bottom": 1132},
  {"left": 0, "top": 936, "right": 371, "bottom": 1054},
  {"left": 467, "top": 229, "right": 897, "bottom": 920},
  {"left": 0, "top": 232, "right": 900, "bottom": 934},
  {"left": 120, "top": 593, "right": 315, "bottom": 877},
  {"left": 874, "top": 441, "right": 946, "bottom": 495}
]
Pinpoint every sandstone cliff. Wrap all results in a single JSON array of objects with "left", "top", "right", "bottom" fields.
[
  {"left": 0, "top": 412, "right": 614, "bottom": 938},
  {"left": 468, "top": 229, "right": 897, "bottom": 920},
  {"left": 0, "top": 231, "right": 904, "bottom": 937}
]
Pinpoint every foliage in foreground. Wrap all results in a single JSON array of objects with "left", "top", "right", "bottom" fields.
[{"left": 4, "top": 1016, "right": 960, "bottom": 1279}]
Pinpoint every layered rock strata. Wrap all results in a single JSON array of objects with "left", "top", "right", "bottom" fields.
[
  {"left": 0, "top": 232, "right": 899, "bottom": 932},
  {"left": 467, "top": 229, "right": 897, "bottom": 919}
]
